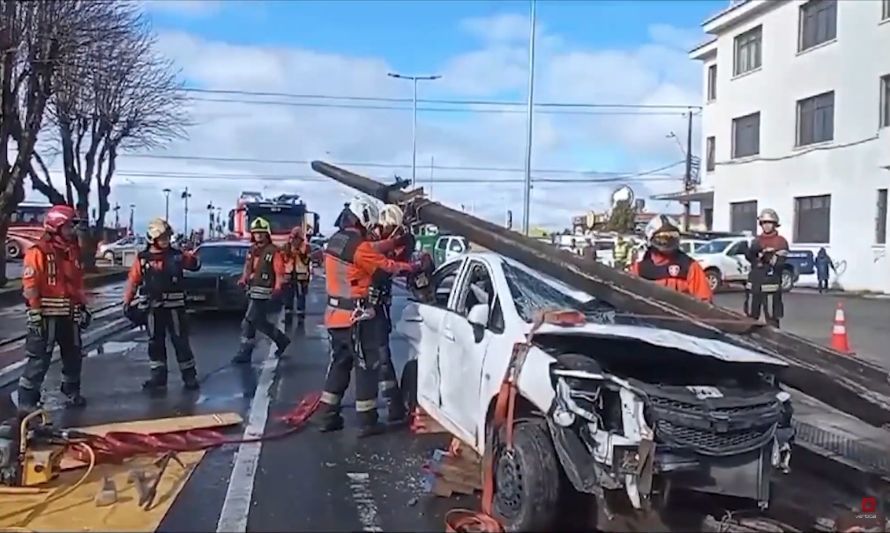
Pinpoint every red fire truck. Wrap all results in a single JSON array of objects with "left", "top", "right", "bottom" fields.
[
  {"left": 6, "top": 202, "right": 52, "bottom": 260},
  {"left": 227, "top": 192, "right": 319, "bottom": 245}
]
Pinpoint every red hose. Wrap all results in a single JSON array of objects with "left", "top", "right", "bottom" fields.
[{"left": 67, "top": 392, "right": 321, "bottom": 464}]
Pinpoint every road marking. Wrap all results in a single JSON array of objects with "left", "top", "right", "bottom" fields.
[
  {"left": 216, "top": 312, "right": 284, "bottom": 533},
  {"left": 346, "top": 472, "right": 383, "bottom": 532}
]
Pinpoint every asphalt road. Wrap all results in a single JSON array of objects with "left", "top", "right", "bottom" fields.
[{"left": 4, "top": 261, "right": 22, "bottom": 280}]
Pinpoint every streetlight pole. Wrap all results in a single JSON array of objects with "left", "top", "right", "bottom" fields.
[
  {"left": 128, "top": 204, "right": 135, "bottom": 235},
  {"left": 521, "top": 0, "right": 538, "bottom": 236},
  {"left": 163, "top": 188, "right": 171, "bottom": 220},
  {"left": 182, "top": 187, "right": 192, "bottom": 235},
  {"left": 387, "top": 72, "right": 441, "bottom": 184}
]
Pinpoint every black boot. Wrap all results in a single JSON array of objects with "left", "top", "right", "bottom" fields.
[
  {"left": 182, "top": 369, "right": 200, "bottom": 391},
  {"left": 61, "top": 383, "right": 87, "bottom": 409},
  {"left": 274, "top": 335, "right": 291, "bottom": 358},
  {"left": 386, "top": 397, "right": 407, "bottom": 424},
  {"left": 142, "top": 372, "right": 167, "bottom": 392},
  {"left": 357, "top": 410, "right": 385, "bottom": 438},
  {"left": 16, "top": 388, "right": 40, "bottom": 416},
  {"left": 232, "top": 342, "right": 253, "bottom": 364},
  {"left": 311, "top": 403, "right": 345, "bottom": 433}
]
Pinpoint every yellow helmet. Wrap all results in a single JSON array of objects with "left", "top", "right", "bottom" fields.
[
  {"left": 146, "top": 218, "right": 172, "bottom": 243},
  {"left": 250, "top": 217, "right": 272, "bottom": 235}
]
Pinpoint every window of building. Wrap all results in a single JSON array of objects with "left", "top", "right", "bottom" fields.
[
  {"left": 707, "top": 65, "right": 717, "bottom": 101},
  {"left": 799, "top": 0, "right": 837, "bottom": 52},
  {"left": 883, "top": 0, "right": 889, "bottom": 21},
  {"left": 732, "top": 112, "right": 760, "bottom": 158},
  {"left": 730, "top": 201, "right": 758, "bottom": 234},
  {"left": 794, "top": 194, "right": 831, "bottom": 243},
  {"left": 734, "top": 26, "right": 762, "bottom": 76},
  {"left": 706, "top": 136, "right": 716, "bottom": 171},
  {"left": 877, "top": 189, "right": 888, "bottom": 245},
  {"left": 882, "top": 75, "right": 890, "bottom": 129},
  {"left": 797, "top": 91, "right": 834, "bottom": 146}
]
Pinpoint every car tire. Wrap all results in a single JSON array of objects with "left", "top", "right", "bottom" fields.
[
  {"left": 780, "top": 269, "right": 794, "bottom": 291},
  {"left": 705, "top": 268, "right": 721, "bottom": 292},
  {"left": 6, "top": 240, "right": 22, "bottom": 260},
  {"left": 399, "top": 359, "right": 418, "bottom": 413},
  {"left": 491, "top": 419, "right": 562, "bottom": 532}
]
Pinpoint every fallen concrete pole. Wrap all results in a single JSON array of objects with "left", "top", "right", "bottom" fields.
[{"left": 311, "top": 161, "right": 890, "bottom": 428}]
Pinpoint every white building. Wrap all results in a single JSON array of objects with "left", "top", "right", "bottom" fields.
[{"left": 683, "top": 0, "right": 890, "bottom": 292}]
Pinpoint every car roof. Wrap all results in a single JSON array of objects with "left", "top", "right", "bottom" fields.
[{"left": 197, "top": 240, "right": 250, "bottom": 248}]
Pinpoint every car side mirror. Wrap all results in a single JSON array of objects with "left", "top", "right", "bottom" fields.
[{"left": 468, "top": 303, "right": 489, "bottom": 342}]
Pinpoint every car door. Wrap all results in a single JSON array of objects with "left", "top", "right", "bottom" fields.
[
  {"left": 398, "top": 259, "right": 465, "bottom": 415},
  {"left": 438, "top": 259, "right": 500, "bottom": 444},
  {"left": 724, "top": 240, "right": 751, "bottom": 281}
]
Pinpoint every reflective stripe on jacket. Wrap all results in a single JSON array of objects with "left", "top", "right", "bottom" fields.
[{"left": 22, "top": 238, "right": 86, "bottom": 314}]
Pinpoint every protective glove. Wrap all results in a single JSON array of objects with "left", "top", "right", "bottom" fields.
[
  {"left": 237, "top": 278, "right": 247, "bottom": 289},
  {"left": 26, "top": 309, "right": 43, "bottom": 336},
  {"left": 76, "top": 305, "right": 92, "bottom": 330}
]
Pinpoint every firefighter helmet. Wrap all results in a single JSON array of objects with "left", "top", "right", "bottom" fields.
[
  {"left": 379, "top": 204, "right": 404, "bottom": 228},
  {"left": 146, "top": 218, "right": 173, "bottom": 243},
  {"left": 44, "top": 205, "right": 79, "bottom": 232},
  {"left": 289, "top": 226, "right": 304, "bottom": 240},
  {"left": 347, "top": 196, "right": 379, "bottom": 229},
  {"left": 250, "top": 217, "right": 272, "bottom": 235},
  {"left": 644, "top": 214, "right": 681, "bottom": 253},
  {"left": 758, "top": 208, "right": 780, "bottom": 226}
]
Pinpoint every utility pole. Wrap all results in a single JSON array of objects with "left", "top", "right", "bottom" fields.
[
  {"left": 182, "top": 187, "right": 192, "bottom": 235},
  {"left": 163, "top": 188, "right": 171, "bottom": 220},
  {"left": 128, "top": 204, "right": 135, "bottom": 235},
  {"left": 113, "top": 203, "right": 120, "bottom": 229},
  {"left": 521, "top": 0, "right": 538, "bottom": 236},
  {"left": 683, "top": 111, "right": 693, "bottom": 232},
  {"left": 207, "top": 203, "right": 215, "bottom": 239},
  {"left": 387, "top": 72, "right": 442, "bottom": 184},
  {"left": 429, "top": 155, "right": 435, "bottom": 200}
]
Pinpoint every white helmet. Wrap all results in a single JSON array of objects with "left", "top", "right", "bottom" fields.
[
  {"left": 758, "top": 208, "right": 780, "bottom": 225},
  {"left": 379, "top": 204, "right": 404, "bottom": 228},
  {"left": 644, "top": 214, "right": 681, "bottom": 252},
  {"left": 146, "top": 218, "right": 172, "bottom": 243},
  {"left": 347, "top": 196, "right": 380, "bottom": 229}
]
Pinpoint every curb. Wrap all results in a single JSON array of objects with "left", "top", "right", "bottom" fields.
[{"left": 0, "top": 269, "right": 128, "bottom": 307}]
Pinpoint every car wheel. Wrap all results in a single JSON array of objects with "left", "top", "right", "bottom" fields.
[
  {"left": 6, "top": 240, "right": 22, "bottom": 260},
  {"left": 491, "top": 419, "right": 562, "bottom": 532},
  {"left": 780, "top": 269, "right": 794, "bottom": 291},
  {"left": 399, "top": 359, "right": 418, "bottom": 413},
  {"left": 705, "top": 268, "right": 721, "bottom": 292}
]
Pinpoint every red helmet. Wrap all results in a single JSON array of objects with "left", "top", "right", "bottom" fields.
[{"left": 44, "top": 205, "right": 79, "bottom": 232}]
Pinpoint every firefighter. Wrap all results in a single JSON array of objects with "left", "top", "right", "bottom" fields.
[
  {"left": 123, "top": 218, "right": 201, "bottom": 391},
  {"left": 313, "top": 196, "right": 419, "bottom": 437},
  {"left": 745, "top": 208, "right": 789, "bottom": 328},
  {"left": 17, "top": 205, "right": 91, "bottom": 413},
  {"left": 613, "top": 235, "right": 631, "bottom": 270},
  {"left": 630, "top": 215, "right": 712, "bottom": 301},
  {"left": 233, "top": 217, "right": 291, "bottom": 363},
  {"left": 282, "top": 226, "right": 311, "bottom": 327}
]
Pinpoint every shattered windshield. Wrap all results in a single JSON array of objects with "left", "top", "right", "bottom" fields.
[{"left": 502, "top": 262, "right": 617, "bottom": 323}]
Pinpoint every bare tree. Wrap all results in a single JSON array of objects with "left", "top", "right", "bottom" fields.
[
  {"left": 32, "top": 7, "right": 187, "bottom": 268},
  {"left": 0, "top": 0, "right": 128, "bottom": 286}
]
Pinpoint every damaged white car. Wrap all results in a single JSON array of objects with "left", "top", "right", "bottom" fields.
[{"left": 397, "top": 252, "right": 794, "bottom": 531}]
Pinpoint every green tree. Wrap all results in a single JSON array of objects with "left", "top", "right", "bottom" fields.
[{"left": 606, "top": 200, "right": 635, "bottom": 233}]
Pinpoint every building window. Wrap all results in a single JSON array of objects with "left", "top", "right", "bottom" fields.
[
  {"left": 732, "top": 112, "right": 760, "bottom": 158},
  {"left": 797, "top": 91, "right": 834, "bottom": 146},
  {"left": 730, "top": 201, "right": 758, "bottom": 234},
  {"left": 707, "top": 65, "right": 717, "bottom": 101},
  {"left": 794, "top": 194, "right": 831, "bottom": 243},
  {"left": 799, "top": 0, "right": 837, "bottom": 52},
  {"left": 877, "top": 189, "right": 888, "bottom": 245},
  {"left": 883, "top": 0, "right": 889, "bottom": 21},
  {"left": 882, "top": 75, "right": 890, "bottom": 129},
  {"left": 734, "top": 26, "right": 762, "bottom": 76},
  {"left": 706, "top": 136, "right": 716, "bottom": 171}
]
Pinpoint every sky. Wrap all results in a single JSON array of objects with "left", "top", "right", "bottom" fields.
[{"left": 29, "top": 0, "right": 727, "bottom": 235}]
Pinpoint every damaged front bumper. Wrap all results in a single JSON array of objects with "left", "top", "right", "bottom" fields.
[{"left": 547, "top": 369, "right": 794, "bottom": 510}]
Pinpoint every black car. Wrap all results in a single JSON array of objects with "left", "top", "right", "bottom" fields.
[{"left": 183, "top": 241, "right": 250, "bottom": 313}]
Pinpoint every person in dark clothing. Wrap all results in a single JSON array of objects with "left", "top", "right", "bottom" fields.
[
  {"left": 815, "top": 247, "right": 836, "bottom": 293},
  {"left": 745, "top": 209, "right": 789, "bottom": 327}
]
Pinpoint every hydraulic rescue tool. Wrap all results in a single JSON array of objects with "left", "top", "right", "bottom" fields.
[
  {"left": 0, "top": 410, "right": 90, "bottom": 489},
  {"left": 309, "top": 160, "right": 890, "bottom": 428}
]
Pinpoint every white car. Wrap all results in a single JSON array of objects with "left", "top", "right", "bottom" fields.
[
  {"left": 97, "top": 235, "right": 148, "bottom": 263},
  {"left": 397, "top": 252, "right": 794, "bottom": 531},
  {"left": 692, "top": 237, "right": 796, "bottom": 292}
]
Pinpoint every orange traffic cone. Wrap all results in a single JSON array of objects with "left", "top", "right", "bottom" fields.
[{"left": 830, "top": 302, "right": 854, "bottom": 355}]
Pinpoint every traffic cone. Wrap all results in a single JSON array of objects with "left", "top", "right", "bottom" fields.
[{"left": 830, "top": 302, "right": 854, "bottom": 355}]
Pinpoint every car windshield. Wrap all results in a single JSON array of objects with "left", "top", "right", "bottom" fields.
[
  {"left": 501, "top": 262, "right": 618, "bottom": 323},
  {"left": 197, "top": 246, "right": 249, "bottom": 266},
  {"left": 695, "top": 239, "right": 732, "bottom": 254}
]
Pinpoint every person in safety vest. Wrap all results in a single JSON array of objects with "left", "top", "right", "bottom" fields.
[
  {"left": 313, "top": 196, "right": 420, "bottom": 437},
  {"left": 282, "top": 226, "right": 311, "bottom": 327},
  {"left": 233, "top": 217, "right": 291, "bottom": 363},
  {"left": 17, "top": 205, "right": 91, "bottom": 413},
  {"left": 613, "top": 235, "right": 631, "bottom": 270},
  {"left": 744, "top": 208, "right": 789, "bottom": 327},
  {"left": 630, "top": 214, "right": 712, "bottom": 302},
  {"left": 123, "top": 218, "right": 202, "bottom": 391}
]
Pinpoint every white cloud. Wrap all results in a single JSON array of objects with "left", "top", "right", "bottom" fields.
[
  {"left": 141, "top": 0, "right": 223, "bottom": 17},
  {"left": 32, "top": 13, "right": 704, "bottom": 235}
]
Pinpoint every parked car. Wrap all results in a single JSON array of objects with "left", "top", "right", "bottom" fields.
[
  {"left": 679, "top": 238, "right": 708, "bottom": 255},
  {"left": 182, "top": 241, "right": 250, "bottom": 313},
  {"left": 97, "top": 235, "right": 147, "bottom": 263},
  {"left": 432, "top": 234, "right": 470, "bottom": 266},
  {"left": 691, "top": 236, "right": 814, "bottom": 292},
  {"left": 397, "top": 252, "right": 794, "bottom": 531}
]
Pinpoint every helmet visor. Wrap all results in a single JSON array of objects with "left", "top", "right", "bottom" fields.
[{"left": 651, "top": 230, "right": 680, "bottom": 252}]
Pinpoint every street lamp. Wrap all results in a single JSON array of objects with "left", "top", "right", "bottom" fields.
[
  {"left": 387, "top": 72, "right": 442, "bottom": 184},
  {"left": 163, "top": 188, "right": 171, "bottom": 220},
  {"left": 181, "top": 187, "right": 192, "bottom": 235},
  {"left": 521, "top": 0, "right": 538, "bottom": 236},
  {"left": 128, "top": 204, "right": 136, "bottom": 235}
]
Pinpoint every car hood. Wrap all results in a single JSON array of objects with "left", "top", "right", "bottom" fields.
[
  {"left": 531, "top": 322, "right": 786, "bottom": 366},
  {"left": 185, "top": 265, "right": 242, "bottom": 277}
]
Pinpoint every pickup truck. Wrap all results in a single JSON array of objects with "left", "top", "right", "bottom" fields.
[{"left": 691, "top": 236, "right": 814, "bottom": 292}]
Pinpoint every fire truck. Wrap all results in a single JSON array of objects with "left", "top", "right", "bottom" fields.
[{"left": 227, "top": 192, "right": 319, "bottom": 245}]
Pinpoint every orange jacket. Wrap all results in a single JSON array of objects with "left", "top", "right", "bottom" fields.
[
  {"left": 324, "top": 227, "right": 411, "bottom": 328},
  {"left": 240, "top": 243, "right": 286, "bottom": 298},
  {"left": 630, "top": 249, "right": 713, "bottom": 302},
  {"left": 282, "top": 239, "right": 311, "bottom": 278},
  {"left": 124, "top": 248, "right": 200, "bottom": 304},
  {"left": 22, "top": 238, "right": 86, "bottom": 315}
]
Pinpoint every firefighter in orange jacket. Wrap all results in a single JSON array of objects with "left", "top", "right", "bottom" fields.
[
  {"left": 282, "top": 226, "right": 311, "bottom": 327},
  {"left": 17, "top": 205, "right": 91, "bottom": 413},
  {"left": 123, "top": 218, "right": 201, "bottom": 391},
  {"left": 630, "top": 215, "right": 713, "bottom": 302},
  {"left": 313, "top": 197, "right": 419, "bottom": 437},
  {"left": 233, "top": 217, "right": 291, "bottom": 363}
]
